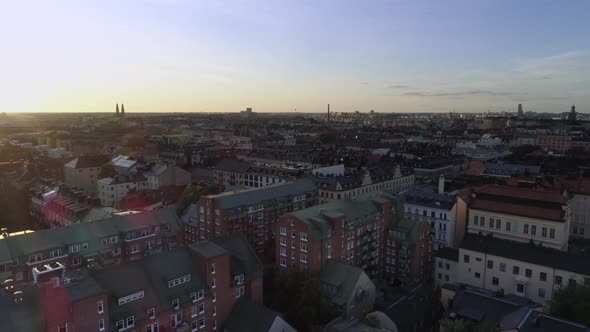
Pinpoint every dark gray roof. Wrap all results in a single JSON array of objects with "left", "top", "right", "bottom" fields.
[
  {"left": 0, "top": 285, "right": 44, "bottom": 332},
  {"left": 482, "top": 161, "right": 541, "bottom": 177},
  {"left": 321, "top": 260, "right": 364, "bottom": 306},
  {"left": 210, "top": 179, "right": 316, "bottom": 209},
  {"left": 461, "top": 234, "right": 590, "bottom": 276},
  {"left": 211, "top": 235, "right": 264, "bottom": 280},
  {"left": 519, "top": 312, "right": 590, "bottom": 332},
  {"left": 224, "top": 299, "right": 284, "bottom": 332},
  {"left": 402, "top": 184, "right": 455, "bottom": 210},
  {"left": 215, "top": 159, "right": 251, "bottom": 173},
  {"left": 0, "top": 209, "right": 180, "bottom": 262},
  {"left": 190, "top": 241, "right": 228, "bottom": 258},
  {"left": 436, "top": 247, "right": 459, "bottom": 262},
  {"left": 91, "top": 248, "right": 207, "bottom": 322}
]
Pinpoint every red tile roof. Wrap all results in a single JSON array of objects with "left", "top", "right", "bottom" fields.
[
  {"left": 471, "top": 199, "right": 563, "bottom": 222},
  {"left": 475, "top": 184, "right": 568, "bottom": 204}
]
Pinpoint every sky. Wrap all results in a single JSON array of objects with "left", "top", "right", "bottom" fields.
[{"left": 1, "top": 0, "right": 589, "bottom": 113}]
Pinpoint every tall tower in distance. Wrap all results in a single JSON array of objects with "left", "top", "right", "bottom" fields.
[
  {"left": 327, "top": 104, "right": 330, "bottom": 123},
  {"left": 568, "top": 104, "right": 577, "bottom": 123},
  {"left": 517, "top": 103, "right": 524, "bottom": 118},
  {"left": 116, "top": 103, "right": 120, "bottom": 116},
  {"left": 121, "top": 104, "right": 125, "bottom": 116}
]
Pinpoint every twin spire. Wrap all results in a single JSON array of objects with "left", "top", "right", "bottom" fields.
[{"left": 115, "top": 103, "right": 125, "bottom": 116}]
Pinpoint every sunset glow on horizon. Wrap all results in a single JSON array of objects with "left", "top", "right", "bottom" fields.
[{"left": 1, "top": 0, "right": 589, "bottom": 114}]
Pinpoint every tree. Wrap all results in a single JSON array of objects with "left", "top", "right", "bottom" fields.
[
  {"left": 550, "top": 284, "right": 590, "bottom": 326},
  {"left": 99, "top": 164, "right": 116, "bottom": 178},
  {"left": 265, "top": 268, "right": 338, "bottom": 331}
]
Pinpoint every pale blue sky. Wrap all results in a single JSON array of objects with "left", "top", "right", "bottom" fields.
[{"left": 1, "top": 0, "right": 588, "bottom": 113}]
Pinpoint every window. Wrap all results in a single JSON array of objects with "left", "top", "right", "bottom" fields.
[
  {"left": 513, "top": 266, "right": 520, "bottom": 275},
  {"left": 473, "top": 215, "right": 479, "bottom": 225},
  {"left": 118, "top": 291, "right": 144, "bottom": 305},
  {"left": 300, "top": 254, "right": 308, "bottom": 263},
  {"left": 438, "top": 273, "right": 442, "bottom": 279},
  {"left": 555, "top": 276, "right": 563, "bottom": 285},
  {"left": 568, "top": 278, "right": 577, "bottom": 287},
  {"left": 199, "top": 303, "right": 205, "bottom": 314},
  {"left": 492, "top": 277, "right": 499, "bottom": 285},
  {"left": 280, "top": 237, "right": 286, "bottom": 246},
  {"left": 524, "top": 224, "right": 529, "bottom": 234},
  {"left": 99, "top": 319, "right": 105, "bottom": 331},
  {"left": 148, "top": 308, "right": 155, "bottom": 319},
  {"left": 130, "top": 244, "right": 140, "bottom": 254},
  {"left": 300, "top": 242, "right": 308, "bottom": 252},
  {"left": 475, "top": 272, "right": 481, "bottom": 279},
  {"left": 505, "top": 222, "right": 511, "bottom": 232},
  {"left": 516, "top": 283, "right": 525, "bottom": 293},
  {"left": 531, "top": 225, "right": 537, "bottom": 236},
  {"left": 192, "top": 305, "right": 198, "bottom": 318},
  {"left": 98, "top": 301, "right": 104, "bottom": 314},
  {"left": 210, "top": 263, "right": 216, "bottom": 274},
  {"left": 487, "top": 260, "right": 494, "bottom": 269},
  {"left": 541, "top": 227, "right": 547, "bottom": 238},
  {"left": 540, "top": 272, "right": 547, "bottom": 282},
  {"left": 212, "top": 277, "right": 216, "bottom": 288},
  {"left": 446, "top": 263, "right": 450, "bottom": 270},
  {"left": 438, "top": 261, "right": 443, "bottom": 268},
  {"left": 173, "top": 298, "right": 179, "bottom": 310},
  {"left": 170, "top": 312, "right": 182, "bottom": 328},
  {"left": 463, "top": 255, "right": 470, "bottom": 263},
  {"left": 198, "top": 317, "right": 205, "bottom": 329},
  {"left": 475, "top": 257, "right": 482, "bottom": 262},
  {"left": 539, "top": 288, "right": 546, "bottom": 298},
  {"left": 500, "top": 263, "right": 506, "bottom": 272},
  {"left": 236, "top": 286, "right": 245, "bottom": 298},
  {"left": 525, "top": 269, "right": 532, "bottom": 278},
  {"left": 168, "top": 274, "right": 191, "bottom": 288},
  {"left": 279, "top": 226, "right": 287, "bottom": 236},
  {"left": 280, "top": 257, "right": 287, "bottom": 267},
  {"left": 549, "top": 228, "right": 555, "bottom": 239},
  {"left": 300, "top": 232, "right": 308, "bottom": 242},
  {"left": 58, "top": 323, "right": 68, "bottom": 332},
  {"left": 496, "top": 219, "right": 501, "bottom": 229},
  {"left": 126, "top": 316, "right": 134, "bottom": 328}
]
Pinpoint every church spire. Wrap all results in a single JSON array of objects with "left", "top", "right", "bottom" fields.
[
  {"left": 121, "top": 104, "right": 125, "bottom": 115},
  {"left": 116, "top": 103, "right": 119, "bottom": 115}
]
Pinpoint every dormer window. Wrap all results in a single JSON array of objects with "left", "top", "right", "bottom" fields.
[
  {"left": 168, "top": 274, "right": 191, "bottom": 288},
  {"left": 118, "top": 291, "right": 144, "bottom": 305},
  {"left": 172, "top": 298, "right": 179, "bottom": 310}
]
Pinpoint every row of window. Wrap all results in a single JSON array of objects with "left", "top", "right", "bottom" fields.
[{"left": 472, "top": 215, "right": 556, "bottom": 239}]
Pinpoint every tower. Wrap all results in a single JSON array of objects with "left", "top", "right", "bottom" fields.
[
  {"left": 116, "top": 103, "right": 119, "bottom": 115},
  {"left": 327, "top": 104, "right": 330, "bottom": 123},
  {"left": 517, "top": 104, "right": 524, "bottom": 117},
  {"left": 121, "top": 104, "right": 125, "bottom": 116},
  {"left": 568, "top": 104, "right": 576, "bottom": 123}
]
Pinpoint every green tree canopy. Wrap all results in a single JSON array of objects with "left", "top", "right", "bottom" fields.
[{"left": 550, "top": 284, "right": 590, "bottom": 326}]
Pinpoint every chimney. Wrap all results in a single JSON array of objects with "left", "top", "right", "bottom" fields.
[{"left": 438, "top": 175, "right": 445, "bottom": 194}]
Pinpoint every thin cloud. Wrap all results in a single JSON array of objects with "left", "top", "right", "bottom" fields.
[
  {"left": 388, "top": 85, "right": 410, "bottom": 89},
  {"left": 360, "top": 82, "right": 369, "bottom": 85},
  {"left": 403, "top": 90, "right": 514, "bottom": 97}
]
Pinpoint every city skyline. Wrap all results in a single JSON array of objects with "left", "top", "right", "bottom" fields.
[{"left": 2, "top": 0, "right": 589, "bottom": 113}]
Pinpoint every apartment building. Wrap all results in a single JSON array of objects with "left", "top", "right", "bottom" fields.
[
  {"left": 315, "top": 165, "right": 414, "bottom": 204},
  {"left": 30, "top": 184, "right": 102, "bottom": 228},
  {"left": 556, "top": 176, "right": 590, "bottom": 239},
  {"left": 184, "top": 180, "right": 318, "bottom": 253},
  {"left": 0, "top": 208, "right": 180, "bottom": 285},
  {"left": 456, "top": 235, "right": 590, "bottom": 308},
  {"left": 275, "top": 192, "right": 397, "bottom": 278},
  {"left": 64, "top": 155, "right": 109, "bottom": 195},
  {"left": 467, "top": 184, "right": 571, "bottom": 251},
  {"left": 402, "top": 176, "right": 465, "bottom": 249},
  {"left": 538, "top": 134, "right": 572, "bottom": 153},
  {"left": 383, "top": 218, "right": 432, "bottom": 286},
  {"left": 140, "top": 162, "right": 192, "bottom": 190},
  {"left": 213, "top": 159, "right": 288, "bottom": 189},
  {"left": 0, "top": 235, "right": 266, "bottom": 332},
  {"left": 98, "top": 173, "right": 148, "bottom": 207},
  {"left": 433, "top": 247, "right": 459, "bottom": 287}
]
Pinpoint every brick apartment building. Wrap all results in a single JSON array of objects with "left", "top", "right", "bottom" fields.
[
  {"left": 0, "top": 208, "right": 181, "bottom": 285},
  {"left": 274, "top": 192, "right": 398, "bottom": 278},
  {"left": 184, "top": 180, "right": 317, "bottom": 253},
  {"left": 383, "top": 218, "right": 432, "bottom": 286},
  {"left": 0, "top": 235, "right": 265, "bottom": 332}
]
